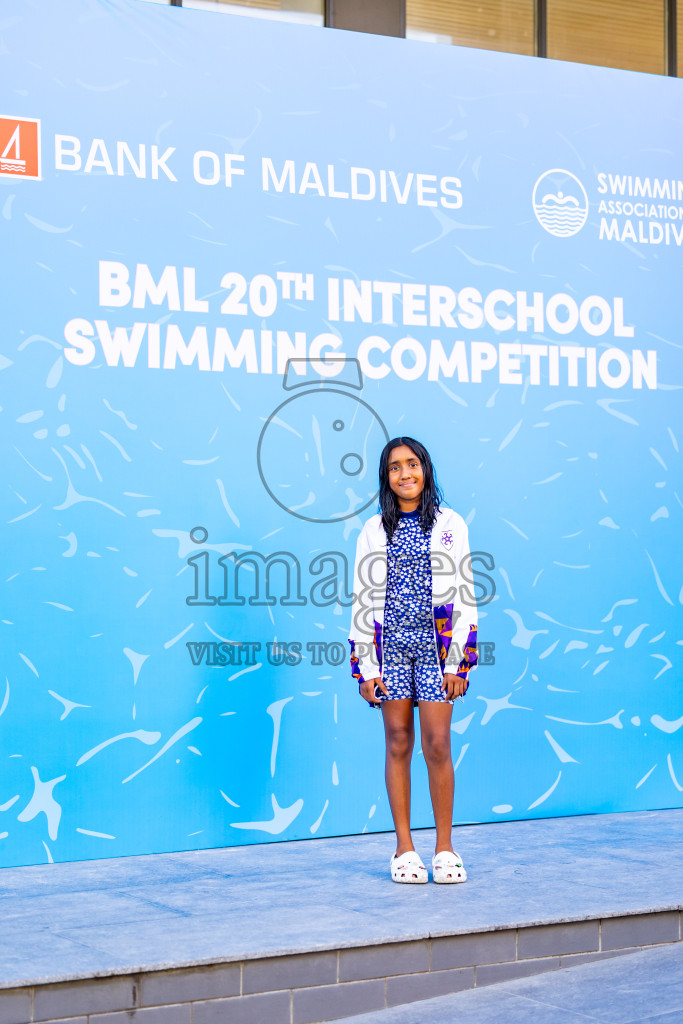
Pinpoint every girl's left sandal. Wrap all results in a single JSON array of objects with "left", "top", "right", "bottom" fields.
[
  {"left": 432, "top": 851, "right": 467, "bottom": 883},
  {"left": 390, "top": 851, "right": 428, "bottom": 883}
]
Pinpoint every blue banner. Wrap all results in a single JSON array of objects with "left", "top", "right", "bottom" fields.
[{"left": 1, "top": 0, "right": 681, "bottom": 867}]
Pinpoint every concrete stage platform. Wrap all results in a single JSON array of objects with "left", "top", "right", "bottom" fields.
[{"left": 0, "top": 808, "right": 681, "bottom": 1023}]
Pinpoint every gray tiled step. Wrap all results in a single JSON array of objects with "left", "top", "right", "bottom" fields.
[
  {"left": 0, "top": 809, "right": 681, "bottom": 1022},
  {"left": 1, "top": 933, "right": 680, "bottom": 1023},
  {"left": 1, "top": 808, "right": 682, "bottom": 993},
  {"left": 328, "top": 941, "right": 683, "bottom": 1024}
]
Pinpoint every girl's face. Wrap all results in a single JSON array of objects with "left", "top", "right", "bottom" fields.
[{"left": 387, "top": 445, "right": 425, "bottom": 510}]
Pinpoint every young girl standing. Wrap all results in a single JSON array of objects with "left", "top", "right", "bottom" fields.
[{"left": 348, "top": 437, "right": 477, "bottom": 884}]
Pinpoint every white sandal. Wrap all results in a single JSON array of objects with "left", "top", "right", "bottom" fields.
[
  {"left": 390, "top": 851, "right": 428, "bottom": 884},
  {"left": 432, "top": 850, "right": 467, "bottom": 883}
]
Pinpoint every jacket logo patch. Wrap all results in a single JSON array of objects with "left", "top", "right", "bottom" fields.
[{"left": 440, "top": 530, "right": 453, "bottom": 550}]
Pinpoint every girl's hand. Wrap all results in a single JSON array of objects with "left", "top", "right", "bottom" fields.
[
  {"left": 359, "top": 677, "right": 388, "bottom": 704},
  {"left": 442, "top": 673, "right": 467, "bottom": 700}
]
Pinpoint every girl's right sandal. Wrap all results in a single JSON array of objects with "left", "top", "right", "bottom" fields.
[
  {"left": 390, "top": 851, "right": 428, "bottom": 884},
  {"left": 432, "top": 851, "right": 467, "bottom": 883}
]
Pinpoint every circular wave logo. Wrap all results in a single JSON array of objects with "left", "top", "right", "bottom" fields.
[{"left": 532, "top": 169, "right": 588, "bottom": 237}]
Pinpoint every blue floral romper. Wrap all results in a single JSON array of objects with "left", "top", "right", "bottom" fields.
[{"left": 377, "top": 510, "right": 451, "bottom": 705}]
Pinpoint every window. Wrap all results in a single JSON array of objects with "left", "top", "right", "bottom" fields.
[
  {"left": 406, "top": 0, "right": 535, "bottom": 55},
  {"left": 547, "top": 0, "right": 666, "bottom": 74},
  {"left": 181, "top": 0, "right": 324, "bottom": 25}
]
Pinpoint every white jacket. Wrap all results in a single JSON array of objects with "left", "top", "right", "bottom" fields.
[{"left": 348, "top": 507, "right": 478, "bottom": 689}]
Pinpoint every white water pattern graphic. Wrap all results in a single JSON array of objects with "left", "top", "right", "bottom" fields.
[{"left": 534, "top": 193, "right": 588, "bottom": 236}]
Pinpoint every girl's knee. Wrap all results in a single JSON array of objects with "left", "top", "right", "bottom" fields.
[
  {"left": 386, "top": 726, "right": 414, "bottom": 760},
  {"left": 422, "top": 733, "right": 452, "bottom": 766}
]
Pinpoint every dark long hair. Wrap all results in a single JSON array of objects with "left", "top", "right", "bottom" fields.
[{"left": 378, "top": 436, "right": 444, "bottom": 541}]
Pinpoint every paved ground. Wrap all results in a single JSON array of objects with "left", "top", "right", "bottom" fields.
[
  {"left": 335, "top": 942, "right": 683, "bottom": 1023},
  {"left": 0, "top": 807, "right": 681, "bottom": 988}
]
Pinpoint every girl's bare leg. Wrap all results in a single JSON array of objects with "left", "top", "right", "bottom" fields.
[
  {"left": 381, "top": 699, "right": 415, "bottom": 856},
  {"left": 418, "top": 701, "right": 455, "bottom": 854}
]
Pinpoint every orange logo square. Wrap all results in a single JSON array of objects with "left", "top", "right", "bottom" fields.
[{"left": 0, "top": 115, "right": 41, "bottom": 180}]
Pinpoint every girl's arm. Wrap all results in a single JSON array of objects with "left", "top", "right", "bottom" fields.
[
  {"left": 450, "top": 518, "right": 479, "bottom": 689},
  {"left": 348, "top": 521, "right": 384, "bottom": 698}
]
